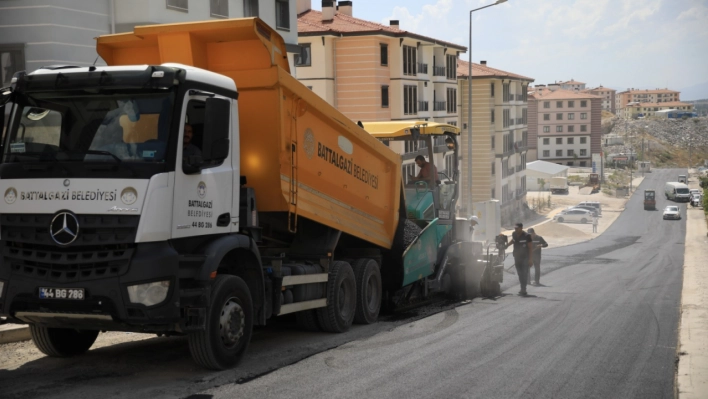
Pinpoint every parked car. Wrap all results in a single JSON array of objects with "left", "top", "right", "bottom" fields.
[
  {"left": 690, "top": 189, "right": 701, "bottom": 197},
  {"left": 554, "top": 208, "right": 594, "bottom": 224},
  {"left": 691, "top": 194, "right": 703, "bottom": 207},
  {"left": 663, "top": 206, "right": 681, "bottom": 220},
  {"left": 577, "top": 201, "right": 602, "bottom": 215},
  {"left": 566, "top": 205, "right": 599, "bottom": 216}
]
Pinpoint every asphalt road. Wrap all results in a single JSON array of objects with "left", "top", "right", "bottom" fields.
[{"left": 0, "top": 169, "right": 686, "bottom": 399}]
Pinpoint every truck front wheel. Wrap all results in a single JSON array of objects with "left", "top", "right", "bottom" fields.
[
  {"left": 189, "top": 275, "right": 253, "bottom": 370},
  {"left": 317, "top": 261, "right": 356, "bottom": 332},
  {"left": 352, "top": 258, "right": 382, "bottom": 325},
  {"left": 30, "top": 325, "right": 99, "bottom": 357}
]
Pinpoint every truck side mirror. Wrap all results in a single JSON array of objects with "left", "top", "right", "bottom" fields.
[{"left": 202, "top": 97, "right": 230, "bottom": 162}]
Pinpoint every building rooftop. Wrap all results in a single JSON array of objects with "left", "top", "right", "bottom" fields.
[
  {"left": 297, "top": 9, "right": 466, "bottom": 50},
  {"left": 618, "top": 88, "right": 680, "bottom": 94},
  {"left": 583, "top": 86, "right": 617, "bottom": 92},
  {"left": 456, "top": 59, "right": 534, "bottom": 82},
  {"left": 528, "top": 88, "right": 602, "bottom": 100},
  {"left": 526, "top": 160, "right": 569, "bottom": 175},
  {"left": 562, "top": 79, "right": 585, "bottom": 85},
  {"left": 626, "top": 101, "right": 692, "bottom": 108}
]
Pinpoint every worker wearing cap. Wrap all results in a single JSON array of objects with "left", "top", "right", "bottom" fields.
[
  {"left": 526, "top": 228, "right": 548, "bottom": 286},
  {"left": 469, "top": 215, "right": 479, "bottom": 241},
  {"left": 506, "top": 222, "right": 533, "bottom": 296}
]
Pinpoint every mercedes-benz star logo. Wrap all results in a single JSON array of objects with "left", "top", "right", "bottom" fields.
[{"left": 50, "top": 212, "right": 80, "bottom": 246}]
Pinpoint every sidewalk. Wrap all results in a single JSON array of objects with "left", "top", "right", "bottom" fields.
[
  {"left": 0, "top": 322, "right": 31, "bottom": 344},
  {"left": 676, "top": 194, "right": 708, "bottom": 397}
]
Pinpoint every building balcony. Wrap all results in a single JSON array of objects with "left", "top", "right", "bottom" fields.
[
  {"left": 418, "top": 101, "right": 429, "bottom": 112},
  {"left": 417, "top": 63, "right": 428, "bottom": 74},
  {"left": 433, "top": 66, "right": 446, "bottom": 77},
  {"left": 433, "top": 101, "right": 447, "bottom": 111}
]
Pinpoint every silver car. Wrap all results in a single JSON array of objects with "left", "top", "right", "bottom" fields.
[
  {"left": 663, "top": 206, "right": 681, "bottom": 220},
  {"left": 554, "top": 208, "right": 593, "bottom": 224}
]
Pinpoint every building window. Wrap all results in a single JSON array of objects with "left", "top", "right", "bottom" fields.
[
  {"left": 0, "top": 45, "right": 24, "bottom": 86},
  {"left": 556, "top": 126, "right": 563, "bottom": 132},
  {"left": 491, "top": 135, "right": 495, "bottom": 149},
  {"left": 568, "top": 100, "right": 575, "bottom": 108},
  {"left": 568, "top": 137, "right": 574, "bottom": 144},
  {"left": 503, "top": 83, "right": 510, "bottom": 102},
  {"left": 447, "top": 88, "right": 457, "bottom": 113},
  {"left": 567, "top": 149, "right": 574, "bottom": 156},
  {"left": 556, "top": 150, "right": 562, "bottom": 156},
  {"left": 403, "top": 45, "right": 416, "bottom": 76},
  {"left": 580, "top": 113, "right": 587, "bottom": 120},
  {"left": 556, "top": 138, "right": 563, "bottom": 144},
  {"left": 491, "top": 83, "right": 495, "bottom": 97},
  {"left": 581, "top": 100, "right": 587, "bottom": 107},
  {"left": 209, "top": 0, "right": 229, "bottom": 17},
  {"left": 580, "top": 137, "right": 587, "bottom": 144},
  {"left": 567, "top": 162, "right": 574, "bottom": 166},
  {"left": 580, "top": 149, "right": 587, "bottom": 156},
  {"left": 580, "top": 161, "right": 587, "bottom": 167},
  {"left": 294, "top": 43, "right": 311, "bottom": 66},
  {"left": 446, "top": 54, "right": 456, "bottom": 79},
  {"left": 275, "top": 0, "right": 290, "bottom": 30},
  {"left": 543, "top": 114, "right": 550, "bottom": 121},
  {"left": 556, "top": 101, "right": 563, "bottom": 108},
  {"left": 381, "top": 86, "right": 389, "bottom": 108},
  {"left": 491, "top": 109, "right": 495, "bottom": 123},
  {"left": 556, "top": 113, "right": 563, "bottom": 120},
  {"left": 404, "top": 85, "right": 417, "bottom": 115},
  {"left": 580, "top": 125, "right": 587, "bottom": 132},
  {"left": 491, "top": 162, "right": 495, "bottom": 175},
  {"left": 543, "top": 126, "right": 550, "bottom": 133},
  {"left": 543, "top": 138, "right": 550, "bottom": 145},
  {"left": 568, "top": 113, "right": 575, "bottom": 120},
  {"left": 243, "top": 0, "right": 258, "bottom": 16},
  {"left": 167, "top": 0, "right": 188, "bottom": 12},
  {"left": 522, "top": 108, "right": 527, "bottom": 124},
  {"left": 380, "top": 44, "right": 388, "bottom": 66},
  {"left": 544, "top": 101, "right": 550, "bottom": 108},
  {"left": 568, "top": 125, "right": 575, "bottom": 133},
  {"left": 543, "top": 150, "right": 550, "bottom": 157}
]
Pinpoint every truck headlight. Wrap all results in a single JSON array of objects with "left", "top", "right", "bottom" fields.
[{"left": 127, "top": 281, "right": 170, "bottom": 307}]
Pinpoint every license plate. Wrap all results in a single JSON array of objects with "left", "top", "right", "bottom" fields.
[{"left": 39, "top": 287, "right": 85, "bottom": 300}]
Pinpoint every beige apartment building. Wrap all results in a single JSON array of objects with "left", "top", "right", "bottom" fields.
[
  {"left": 457, "top": 59, "right": 533, "bottom": 220},
  {"left": 528, "top": 88, "right": 602, "bottom": 167},
  {"left": 560, "top": 79, "right": 586, "bottom": 91},
  {"left": 618, "top": 101, "right": 694, "bottom": 119},
  {"left": 615, "top": 88, "right": 681, "bottom": 115},
  {"left": 583, "top": 86, "right": 616, "bottom": 114},
  {"left": 295, "top": 0, "right": 465, "bottom": 186}
]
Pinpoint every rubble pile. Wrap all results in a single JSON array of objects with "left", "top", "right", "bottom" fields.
[{"left": 605, "top": 117, "right": 708, "bottom": 157}]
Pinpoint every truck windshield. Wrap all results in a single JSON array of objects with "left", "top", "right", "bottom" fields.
[{"left": 3, "top": 91, "right": 173, "bottom": 164}]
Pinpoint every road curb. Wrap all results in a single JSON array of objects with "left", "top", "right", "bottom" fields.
[{"left": 0, "top": 324, "right": 30, "bottom": 345}]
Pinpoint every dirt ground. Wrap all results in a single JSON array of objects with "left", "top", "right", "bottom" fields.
[{"left": 504, "top": 176, "right": 645, "bottom": 248}]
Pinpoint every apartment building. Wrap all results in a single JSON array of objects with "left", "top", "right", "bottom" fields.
[
  {"left": 457, "top": 59, "right": 534, "bottom": 221},
  {"left": 528, "top": 88, "right": 602, "bottom": 167},
  {"left": 0, "top": 0, "right": 301, "bottom": 87},
  {"left": 560, "top": 79, "right": 586, "bottom": 91},
  {"left": 619, "top": 101, "right": 694, "bottom": 119},
  {"left": 615, "top": 88, "right": 681, "bottom": 114},
  {"left": 583, "top": 85, "right": 616, "bottom": 114},
  {"left": 296, "top": 1, "right": 465, "bottom": 186}
]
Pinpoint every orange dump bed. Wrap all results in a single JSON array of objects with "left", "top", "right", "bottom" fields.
[{"left": 96, "top": 18, "right": 401, "bottom": 249}]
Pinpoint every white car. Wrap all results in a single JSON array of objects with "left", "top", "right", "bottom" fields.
[
  {"left": 690, "top": 189, "right": 701, "bottom": 197},
  {"left": 554, "top": 208, "right": 593, "bottom": 224},
  {"left": 663, "top": 206, "right": 681, "bottom": 220}
]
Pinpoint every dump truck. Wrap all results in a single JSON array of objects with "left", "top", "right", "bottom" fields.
[
  {"left": 643, "top": 189, "right": 656, "bottom": 210},
  {"left": 0, "top": 18, "right": 493, "bottom": 370},
  {"left": 549, "top": 177, "right": 569, "bottom": 194}
]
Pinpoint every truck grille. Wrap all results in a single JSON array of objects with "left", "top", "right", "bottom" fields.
[{"left": 1, "top": 214, "right": 139, "bottom": 283}]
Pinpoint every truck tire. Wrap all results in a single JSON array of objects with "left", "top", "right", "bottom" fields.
[
  {"left": 352, "top": 258, "right": 382, "bottom": 325},
  {"left": 188, "top": 275, "right": 253, "bottom": 370},
  {"left": 295, "top": 309, "right": 321, "bottom": 331},
  {"left": 317, "top": 261, "right": 356, "bottom": 333},
  {"left": 29, "top": 325, "right": 98, "bottom": 357}
]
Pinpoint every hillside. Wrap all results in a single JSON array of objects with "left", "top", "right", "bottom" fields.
[{"left": 604, "top": 117, "right": 708, "bottom": 168}]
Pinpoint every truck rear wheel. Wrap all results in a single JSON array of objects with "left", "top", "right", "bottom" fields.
[
  {"left": 188, "top": 275, "right": 253, "bottom": 370},
  {"left": 317, "top": 261, "right": 356, "bottom": 333},
  {"left": 295, "top": 309, "right": 321, "bottom": 331},
  {"left": 30, "top": 325, "right": 98, "bottom": 357},
  {"left": 352, "top": 258, "right": 382, "bottom": 325}
]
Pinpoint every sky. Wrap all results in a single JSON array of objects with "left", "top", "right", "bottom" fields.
[{"left": 311, "top": 0, "right": 708, "bottom": 99}]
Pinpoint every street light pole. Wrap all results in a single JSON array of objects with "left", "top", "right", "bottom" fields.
[{"left": 466, "top": 0, "right": 507, "bottom": 215}]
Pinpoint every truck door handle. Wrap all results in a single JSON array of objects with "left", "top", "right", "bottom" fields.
[{"left": 217, "top": 213, "right": 230, "bottom": 227}]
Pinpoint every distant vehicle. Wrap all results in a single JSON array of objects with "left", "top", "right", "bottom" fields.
[
  {"left": 566, "top": 205, "right": 598, "bottom": 216},
  {"left": 665, "top": 182, "right": 691, "bottom": 202},
  {"left": 550, "top": 177, "right": 569, "bottom": 194},
  {"left": 644, "top": 189, "right": 656, "bottom": 210},
  {"left": 663, "top": 206, "right": 681, "bottom": 220},
  {"left": 582, "top": 173, "right": 601, "bottom": 193},
  {"left": 577, "top": 201, "right": 602, "bottom": 215},
  {"left": 691, "top": 193, "right": 703, "bottom": 207},
  {"left": 678, "top": 175, "right": 687, "bottom": 184},
  {"left": 554, "top": 208, "right": 593, "bottom": 224},
  {"left": 689, "top": 189, "right": 701, "bottom": 196}
]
